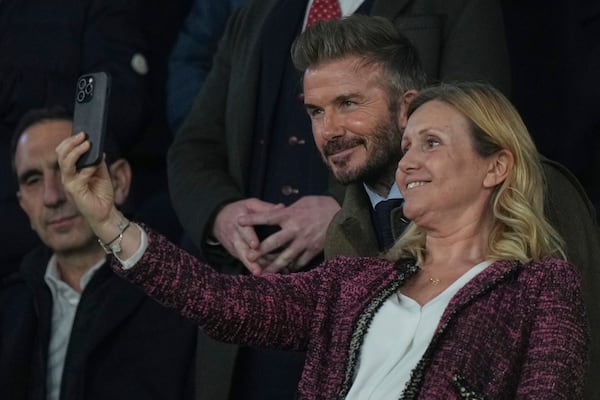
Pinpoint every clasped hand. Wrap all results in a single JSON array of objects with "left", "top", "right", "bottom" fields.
[{"left": 213, "top": 196, "right": 340, "bottom": 276}]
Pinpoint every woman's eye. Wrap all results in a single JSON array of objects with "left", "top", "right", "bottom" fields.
[{"left": 425, "top": 138, "right": 440, "bottom": 148}]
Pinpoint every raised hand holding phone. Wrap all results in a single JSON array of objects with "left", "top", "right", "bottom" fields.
[
  {"left": 72, "top": 71, "right": 111, "bottom": 169},
  {"left": 57, "top": 132, "right": 139, "bottom": 260}
]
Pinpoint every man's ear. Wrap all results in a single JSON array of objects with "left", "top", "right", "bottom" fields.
[
  {"left": 16, "top": 190, "right": 25, "bottom": 213},
  {"left": 398, "top": 89, "right": 418, "bottom": 130},
  {"left": 483, "top": 149, "right": 514, "bottom": 188},
  {"left": 108, "top": 159, "right": 132, "bottom": 206}
]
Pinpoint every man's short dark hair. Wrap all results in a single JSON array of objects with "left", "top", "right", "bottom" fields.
[
  {"left": 11, "top": 106, "right": 121, "bottom": 172},
  {"left": 291, "top": 15, "right": 428, "bottom": 102}
]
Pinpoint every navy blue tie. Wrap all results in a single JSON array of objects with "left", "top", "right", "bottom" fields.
[{"left": 373, "top": 198, "right": 405, "bottom": 250}]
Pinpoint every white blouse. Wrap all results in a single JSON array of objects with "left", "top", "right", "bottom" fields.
[{"left": 345, "top": 260, "right": 492, "bottom": 400}]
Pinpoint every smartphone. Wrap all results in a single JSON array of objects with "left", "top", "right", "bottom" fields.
[{"left": 72, "top": 71, "right": 111, "bottom": 169}]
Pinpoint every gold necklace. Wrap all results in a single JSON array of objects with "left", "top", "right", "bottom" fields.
[{"left": 417, "top": 265, "right": 441, "bottom": 286}]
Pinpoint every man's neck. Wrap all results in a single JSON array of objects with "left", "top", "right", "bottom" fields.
[
  {"left": 364, "top": 165, "right": 397, "bottom": 197},
  {"left": 54, "top": 247, "right": 105, "bottom": 293}
]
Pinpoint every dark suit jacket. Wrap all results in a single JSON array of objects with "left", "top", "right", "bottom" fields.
[
  {"left": 167, "top": 0, "right": 510, "bottom": 398},
  {"left": 0, "top": 246, "right": 197, "bottom": 400},
  {"left": 326, "top": 158, "right": 600, "bottom": 400}
]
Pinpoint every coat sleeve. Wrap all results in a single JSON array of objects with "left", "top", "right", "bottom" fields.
[
  {"left": 541, "top": 157, "right": 600, "bottom": 398},
  {"left": 515, "top": 260, "right": 589, "bottom": 399},
  {"left": 114, "top": 227, "right": 326, "bottom": 351},
  {"left": 166, "top": 7, "right": 247, "bottom": 265},
  {"left": 436, "top": 0, "right": 511, "bottom": 95},
  {"left": 383, "top": 0, "right": 511, "bottom": 95},
  {"left": 166, "top": 0, "right": 247, "bottom": 133}
]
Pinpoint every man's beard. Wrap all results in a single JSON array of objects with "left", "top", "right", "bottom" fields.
[{"left": 321, "top": 116, "right": 403, "bottom": 185}]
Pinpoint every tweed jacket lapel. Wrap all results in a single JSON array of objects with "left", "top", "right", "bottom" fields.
[{"left": 399, "top": 260, "right": 523, "bottom": 399}]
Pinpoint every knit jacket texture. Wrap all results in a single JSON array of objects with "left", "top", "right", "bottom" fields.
[{"left": 114, "top": 228, "right": 589, "bottom": 399}]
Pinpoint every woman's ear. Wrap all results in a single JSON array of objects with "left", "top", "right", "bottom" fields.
[
  {"left": 483, "top": 149, "right": 514, "bottom": 188},
  {"left": 107, "top": 158, "right": 132, "bottom": 206}
]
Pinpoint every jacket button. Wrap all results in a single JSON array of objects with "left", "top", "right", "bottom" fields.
[
  {"left": 288, "top": 136, "right": 306, "bottom": 146},
  {"left": 281, "top": 185, "right": 299, "bottom": 196}
]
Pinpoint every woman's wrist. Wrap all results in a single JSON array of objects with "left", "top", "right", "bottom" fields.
[
  {"left": 94, "top": 208, "right": 141, "bottom": 260},
  {"left": 94, "top": 207, "right": 128, "bottom": 245},
  {"left": 97, "top": 218, "right": 131, "bottom": 255}
]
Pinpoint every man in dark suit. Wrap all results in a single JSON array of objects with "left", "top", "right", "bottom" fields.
[
  {"left": 0, "top": 107, "right": 197, "bottom": 400},
  {"left": 167, "top": 0, "right": 510, "bottom": 398}
]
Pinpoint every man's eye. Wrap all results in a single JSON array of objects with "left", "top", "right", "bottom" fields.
[
  {"left": 23, "top": 176, "right": 41, "bottom": 187},
  {"left": 342, "top": 100, "right": 355, "bottom": 107},
  {"left": 308, "top": 108, "right": 323, "bottom": 118}
]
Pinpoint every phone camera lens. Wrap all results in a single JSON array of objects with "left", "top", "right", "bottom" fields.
[
  {"left": 84, "top": 83, "right": 93, "bottom": 95},
  {"left": 76, "top": 90, "right": 86, "bottom": 102}
]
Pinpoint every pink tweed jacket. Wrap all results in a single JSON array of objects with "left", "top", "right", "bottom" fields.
[{"left": 114, "top": 228, "right": 588, "bottom": 399}]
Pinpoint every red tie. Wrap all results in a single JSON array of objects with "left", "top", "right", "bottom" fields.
[{"left": 306, "top": 0, "right": 342, "bottom": 27}]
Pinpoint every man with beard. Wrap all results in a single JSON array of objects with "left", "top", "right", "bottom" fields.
[
  {"left": 267, "top": 15, "right": 427, "bottom": 256},
  {"left": 290, "top": 17, "right": 600, "bottom": 397},
  {"left": 0, "top": 107, "right": 197, "bottom": 400},
  {"left": 240, "top": 17, "right": 428, "bottom": 262}
]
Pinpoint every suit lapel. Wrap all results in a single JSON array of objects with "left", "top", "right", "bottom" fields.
[
  {"left": 437, "top": 260, "right": 521, "bottom": 331},
  {"left": 67, "top": 266, "right": 147, "bottom": 358},
  {"left": 338, "top": 185, "right": 381, "bottom": 257},
  {"left": 371, "top": 0, "right": 412, "bottom": 18},
  {"left": 256, "top": 0, "right": 307, "bottom": 138}
]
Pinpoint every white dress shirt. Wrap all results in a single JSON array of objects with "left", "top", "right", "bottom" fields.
[
  {"left": 44, "top": 255, "right": 105, "bottom": 400},
  {"left": 345, "top": 260, "right": 492, "bottom": 399},
  {"left": 364, "top": 182, "right": 404, "bottom": 208}
]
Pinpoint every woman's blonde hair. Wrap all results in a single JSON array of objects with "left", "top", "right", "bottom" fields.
[{"left": 386, "top": 82, "right": 565, "bottom": 264}]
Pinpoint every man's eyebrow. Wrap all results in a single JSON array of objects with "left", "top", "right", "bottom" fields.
[
  {"left": 335, "top": 93, "right": 358, "bottom": 103},
  {"left": 304, "top": 92, "right": 361, "bottom": 109}
]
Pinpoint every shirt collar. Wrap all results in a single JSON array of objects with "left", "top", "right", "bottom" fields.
[
  {"left": 44, "top": 254, "right": 106, "bottom": 297},
  {"left": 363, "top": 182, "right": 404, "bottom": 208}
]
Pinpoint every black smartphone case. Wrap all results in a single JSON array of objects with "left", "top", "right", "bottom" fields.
[{"left": 72, "top": 71, "right": 111, "bottom": 169}]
